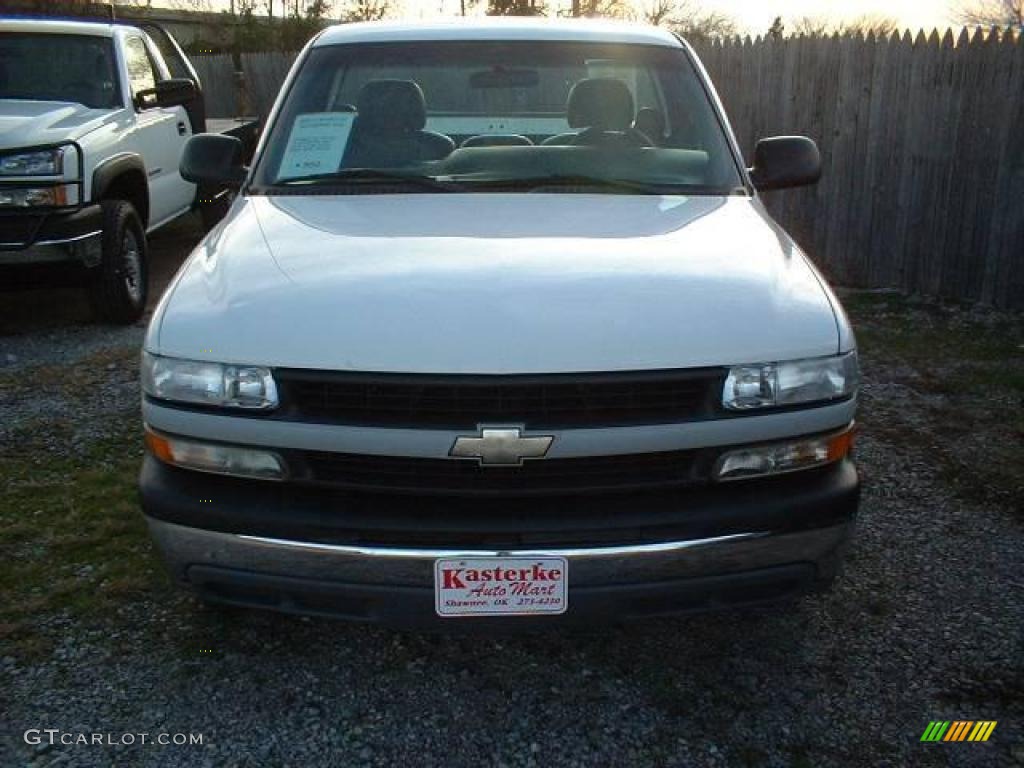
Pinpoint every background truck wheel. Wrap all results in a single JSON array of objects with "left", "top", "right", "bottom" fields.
[{"left": 88, "top": 200, "right": 148, "bottom": 324}]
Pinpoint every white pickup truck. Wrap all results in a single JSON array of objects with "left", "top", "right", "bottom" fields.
[
  {"left": 0, "top": 18, "right": 254, "bottom": 323},
  {"left": 141, "top": 20, "right": 860, "bottom": 627}
]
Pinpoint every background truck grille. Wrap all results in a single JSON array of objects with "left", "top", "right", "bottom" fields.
[
  {"left": 294, "top": 448, "right": 715, "bottom": 495},
  {"left": 0, "top": 214, "right": 43, "bottom": 249},
  {"left": 274, "top": 369, "right": 725, "bottom": 429}
]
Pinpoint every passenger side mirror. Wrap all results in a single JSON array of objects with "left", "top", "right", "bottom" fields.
[
  {"left": 136, "top": 78, "right": 198, "bottom": 110},
  {"left": 180, "top": 134, "right": 247, "bottom": 187},
  {"left": 748, "top": 136, "right": 821, "bottom": 191}
]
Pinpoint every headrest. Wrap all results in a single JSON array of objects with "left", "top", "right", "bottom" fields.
[
  {"left": 633, "top": 107, "right": 665, "bottom": 140},
  {"left": 567, "top": 78, "right": 635, "bottom": 131},
  {"left": 461, "top": 134, "right": 533, "bottom": 148},
  {"left": 356, "top": 80, "right": 427, "bottom": 134}
]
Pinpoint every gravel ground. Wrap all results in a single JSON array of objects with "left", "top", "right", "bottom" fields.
[{"left": 1, "top": 219, "right": 1021, "bottom": 767}]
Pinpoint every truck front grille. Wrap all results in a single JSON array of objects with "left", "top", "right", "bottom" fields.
[
  {"left": 295, "top": 448, "right": 715, "bottom": 495},
  {"left": 273, "top": 368, "right": 725, "bottom": 429}
]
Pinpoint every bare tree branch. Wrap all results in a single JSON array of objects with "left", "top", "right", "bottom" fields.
[
  {"left": 487, "top": 0, "right": 546, "bottom": 16},
  {"left": 340, "top": 0, "right": 392, "bottom": 21},
  {"left": 637, "top": 0, "right": 676, "bottom": 25},
  {"left": 636, "top": 0, "right": 736, "bottom": 39},
  {"left": 167, "top": 0, "right": 214, "bottom": 11},
  {"left": 577, "top": 0, "right": 630, "bottom": 18},
  {"left": 791, "top": 13, "right": 900, "bottom": 37},
  {"left": 955, "top": 0, "right": 1024, "bottom": 27}
]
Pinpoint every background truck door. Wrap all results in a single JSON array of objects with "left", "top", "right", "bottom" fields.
[
  {"left": 123, "top": 34, "right": 195, "bottom": 227},
  {"left": 138, "top": 23, "right": 207, "bottom": 135}
]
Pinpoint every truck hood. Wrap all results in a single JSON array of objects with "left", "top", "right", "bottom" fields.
[
  {"left": 153, "top": 194, "right": 841, "bottom": 373},
  {"left": 0, "top": 100, "right": 118, "bottom": 147}
]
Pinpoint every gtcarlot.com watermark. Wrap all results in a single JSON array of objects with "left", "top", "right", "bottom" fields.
[{"left": 25, "top": 729, "right": 203, "bottom": 747}]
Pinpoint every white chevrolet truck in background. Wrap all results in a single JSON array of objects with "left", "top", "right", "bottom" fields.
[{"left": 0, "top": 18, "right": 253, "bottom": 323}]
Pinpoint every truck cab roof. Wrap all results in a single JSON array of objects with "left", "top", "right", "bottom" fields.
[
  {"left": 315, "top": 19, "right": 684, "bottom": 48},
  {"left": 0, "top": 18, "right": 120, "bottom": 38}
]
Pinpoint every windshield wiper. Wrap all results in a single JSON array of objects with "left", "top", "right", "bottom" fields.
[
  {"left": 469, "top": 174, "right": 672, "bottom": 194},
  {"left": 274, "top": 169, "right": 459, "bottom": 192}
]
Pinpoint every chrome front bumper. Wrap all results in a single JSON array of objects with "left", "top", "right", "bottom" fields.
[{"left": 147, "top": 517, "right": 853, "bottom": 590}]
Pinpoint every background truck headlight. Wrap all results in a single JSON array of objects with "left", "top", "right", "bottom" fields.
[
  {"left": 723, "top": 351, "right": 859, "bottom": 410},
  {"left": 141, "top": 352, "right": 279, "bottom": 410},
  {"left": 0, "top": 146, "right": 73, "bottom": 176}
]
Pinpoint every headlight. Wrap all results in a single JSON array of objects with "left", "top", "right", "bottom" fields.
[
  {"left": 145, "top": 426, "right": 285, "bottom": 480},
  {"left": 0, "top": 184, "right": 79, "bottom": 207},
  {"left": 723, "top": 351, "right": 858, "bottom": 410},
  {"left": 141, "top": 352, "right": 278, "bottom": 410},
  {"left": 714, "top": 425, "right": 856, "bottom": 481},
  {"left": 0, "top": 147, "right": 73, "bottom": 176}
]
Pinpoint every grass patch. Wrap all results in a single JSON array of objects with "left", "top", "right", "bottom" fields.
[
  {"left": 0, "top": 439, "right": 169, "bottom": 661},
  {"left": 0, "top": 344, "right": 138, "bottom": 400},
  {"left": 843, "top": 290, "right": 1024, "bottom": 519},
  {"left": 0, "top": 342, "right": 169, "bottom": 662}
]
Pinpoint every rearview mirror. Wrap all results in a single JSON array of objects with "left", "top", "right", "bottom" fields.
[
  {"left": 469, "top": 68, "right": 540, "bottom": 89},
  {"left": 180, "top": 134, "right": 247, "bottom": 187},
  {"left": 748, "top": 136, "right": 821, "bottom": 191}
]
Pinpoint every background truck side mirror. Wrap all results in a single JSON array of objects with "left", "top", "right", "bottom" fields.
[
  {"left": 748, "top": 136, "right": 821, "bottom": 191},
  {"left": 136, "top": 78, "right": 197, "bottom": 110},
  {"left": 180, "top": 134, "right": 247, "bottom": 187},
  {"left": 155, "top": 77, "right": 198, "bottom": 108}
]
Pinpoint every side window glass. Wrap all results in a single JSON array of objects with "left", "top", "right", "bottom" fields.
[
  {"left": 142, "top": 26, "right": 190, "bottom": 81},
  {"left": 125, "top": 37, "right": 156, "bottom": 105}
]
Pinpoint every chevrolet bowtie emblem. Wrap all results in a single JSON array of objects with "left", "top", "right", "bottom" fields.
[{"left": 449, "top": 427, "right": 554, "bottom": 467}]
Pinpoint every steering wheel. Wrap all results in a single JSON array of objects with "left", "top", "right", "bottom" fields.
[{"left": 59, "top": 81, "right": 94, "bottom": 103}]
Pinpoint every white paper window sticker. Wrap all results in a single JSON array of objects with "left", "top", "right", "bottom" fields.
[{"left": 277, "top": 112, "right": 356, "bottom": 181}]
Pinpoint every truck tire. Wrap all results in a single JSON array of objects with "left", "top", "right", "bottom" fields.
[{"left": 88, "top": 200, "right": 148, "bottom": 324}]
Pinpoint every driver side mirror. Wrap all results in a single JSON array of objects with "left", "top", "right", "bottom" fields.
[
  {"left": 180, "top": 134, "right": 247, "bottom": 187},
  {"left": 135, "top": 78, "right": 198, "bottom": 110},
  {"left": 748, "top": 136, "right": 821, "bottom": 191}
]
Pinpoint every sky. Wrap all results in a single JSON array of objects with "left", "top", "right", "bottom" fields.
[
  {"left": 707, "top": 0, "right": 954, "bottom": 34},
  {"left": 188, "top": 0, "right": 958, "bottom": 34}
]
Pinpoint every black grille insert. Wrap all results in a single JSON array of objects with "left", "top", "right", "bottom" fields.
[
  {"left": 295, "top": 448, "right": 714, "bottom": 495},
  {"left": 0, "top": 214, "right": 43, "bottom": 248},
  {"left": 275, "top": 369, "right": 725, "bottom": 429}
]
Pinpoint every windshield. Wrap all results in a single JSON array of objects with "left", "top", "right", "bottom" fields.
[
  {"left": 0, "top": 33, "right": 120, "bottom": 110},
  {"left": 253, "top": 41, "right": 744, "bottom": 195}
]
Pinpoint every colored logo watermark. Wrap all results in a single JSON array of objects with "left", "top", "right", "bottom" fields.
[{"left": 921, "top": 721, "right": 997, "bottom": 742}]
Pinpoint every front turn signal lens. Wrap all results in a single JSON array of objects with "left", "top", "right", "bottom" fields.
[
  {"left": 145, "top": 426, "right": 285, "bottom": 481},
  {"left": 714, "top": 424, "right": 856, "bottom": 482}
]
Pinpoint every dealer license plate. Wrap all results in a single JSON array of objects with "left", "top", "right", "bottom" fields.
[{"left": 434, "top": 556, "right": 568, "bottom": 617}]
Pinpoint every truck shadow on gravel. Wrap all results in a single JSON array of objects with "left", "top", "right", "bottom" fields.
[{"left": 0, "top": 215, "right": 201, "bottom": 337}]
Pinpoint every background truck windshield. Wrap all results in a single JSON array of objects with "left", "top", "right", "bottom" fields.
[
  {"left": 0, "top": 33, "right": 120, "bottom": 110},
  {"left": 255, "top": 41, "right": 744, "bottom": 194}
]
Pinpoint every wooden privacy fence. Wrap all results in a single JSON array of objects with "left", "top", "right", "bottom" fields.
[
  {"left": 191, "top": 54, "right": 236, "bottom": 119},
  {"left": 194, "top": 52, "right": 298, "bottom": 118},
  {"left": 694, "top": 30, "right": 1024, "bottom": 310},
  {"left": 192, "top": 30, "right": 1024, "bottom": 309}
]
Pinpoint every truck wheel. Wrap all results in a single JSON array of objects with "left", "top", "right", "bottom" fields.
[{"left": 88, "top": 200, "right": 148, "bottom": 324}]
